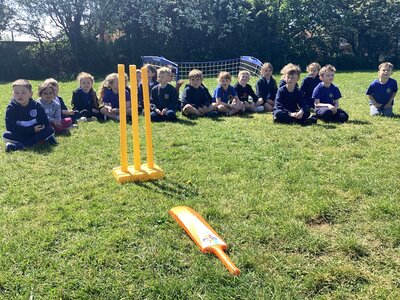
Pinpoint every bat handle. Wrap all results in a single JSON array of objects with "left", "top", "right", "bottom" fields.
[{"left": 211, "top": 246, "right": 240, "bottom": 276}]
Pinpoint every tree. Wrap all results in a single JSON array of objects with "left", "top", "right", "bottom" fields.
[{"left": 0, "top": 0, "right": 13, "bottom": 34}]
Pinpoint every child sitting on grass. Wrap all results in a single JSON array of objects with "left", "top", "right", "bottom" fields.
[
  {"left": 234, "top": 70, "right": 263, "bottom": 112},
  {"left": 212, "top": 71, "right": 245, "bottom": 116},
  {"left": 366, "top": 62, "right": 397, "bottom": 117},
  {"left": 44, "top": 78, "right": 80, "bottom": 123},
  {"left": 181, "top": 69, "right": 218, "bottom": 118},
  {"left": 139, "top": 64, "right": 159, "bottom": 113},
  {"left": 273, "top": 64, "right": 316, "bottom": 125},
  {"left": 312, "top": 64, "right": 349, "bottom": 123},
  {"left": 255, "top": 62, "right": 277, "bottom": 112},
  {"left": 71, "top": 72, "right": 106, "bottom": 122},
  {"left": 300, "top": 62, "right": 321, "bottom": 108},
  {"left": 150, "top": 67, "right": 179, "bottom": 122},
  {"left": 99, "top": 73, "right": 132, "bottom": 121},
  {"left": 38, "top": 82, "right": 73, "bottom": 133},
  {"left": 3, "top": 79, "right": 56, "bottom": 152}
]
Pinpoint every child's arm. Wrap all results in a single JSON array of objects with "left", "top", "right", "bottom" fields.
[
  {"left": 384, "top": 92, "right": 397, "bottom": 109},
  {"left": 368, "top": 95, "right": 382, "bottom": 108},
  {"left": 314, "top": 99, "right": 335, "bottom": 110}
]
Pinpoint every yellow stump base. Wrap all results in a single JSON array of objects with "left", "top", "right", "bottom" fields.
[{"left": 113, "top": 163, "right": 164, "bottom": 184}]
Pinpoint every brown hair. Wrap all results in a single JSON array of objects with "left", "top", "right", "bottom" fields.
[
  {"left": 319, "top": 64, "right": 336, "bottom": 76},
  {"left": 38, "top": 82, "right": 55, "bottom": 96},
  {"left": 281, "top": 63, "right": 301, "bottom": 76},
  {"left": 261, "top": 62, "right": 273, "bottom": 74},
  {"left": 378, "top": 62, "right": 394, "bottom": 71},
  {"left": 188, "top": 69, "right": 203, "bottom": 80},
  {"left": 12, "top": 79, "right": 32, "bottom": 92},
  {"left": 77, "top": 72, "right": 94, "bottom": 84},
  {"left": 306, "top": 62, "right": 321, "bottom": 72},
  {"left": 217, "top": 71, "right": 232, "bottom": 82}
]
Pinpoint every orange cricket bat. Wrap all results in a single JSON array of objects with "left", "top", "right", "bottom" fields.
[{"left": 169, "top": 206, "right": 240, "bottom": 275}]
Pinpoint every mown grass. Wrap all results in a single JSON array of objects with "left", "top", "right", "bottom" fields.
[{"left": 0, "top": 71, "right": 400, "bottom": 299}]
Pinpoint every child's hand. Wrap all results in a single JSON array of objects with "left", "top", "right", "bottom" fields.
[
  {"left": 34, "top": 125, "right": 44, "bottom": 132},
  {"left": 296, "top": 111, "right": 304, "bottom": 119},
  {"left": 67, "top": 110, "right": 75, "bottom": 115},
  {"left": 384, "top": 102, "right": 392, "bottom": 109},
  {"left": 161, "top": 108, "right": 168, "bottom": 115},
  {"left": 155, "top": 109, "right": 162, "bottom": 115},
  {"left": 112, "top": 108, "right": 119, "bottom": 113}
]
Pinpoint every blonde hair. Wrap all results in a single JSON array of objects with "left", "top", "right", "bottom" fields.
[
  {"left": 157, "top": 67, "right": 173, "bottom": 77},
  {"left": 218, "top": 71, "right": 232, "bottom": 82},
  {"left": 319, "top": 64, "right": 336, "bottom": 76},
  {"left": 188, "top": 69, "right": 203, "bottom": 80},
  {"left": 306, "top": 62, "right": 321, "bottom": 72},
  {"left": 378, "top": 62, "right": 394, "bottom": 71},
  {"left": 77, "top": 72, "right": 94, "bottom": 84},
  {"left": 238, "top": 70, "right": 250, "bottom": 78},
  {"left": 38, "top": 82, "right": 54, "bottom": 96},
  {"left": 281, "top": 63, "right": 301, "bottom": 76},
  {"left": 12, "top": 79, "right": 32, "bottom": 92},
  {"left": 261, "top": 63, "right": 273, "bottom": 74},
  {"left": 99, "top": 73, "right": 118, "bottom": 100}
]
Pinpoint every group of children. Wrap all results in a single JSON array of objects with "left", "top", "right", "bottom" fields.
[{"left": 2, "top": 61, "right": 397, "bottom": 152}]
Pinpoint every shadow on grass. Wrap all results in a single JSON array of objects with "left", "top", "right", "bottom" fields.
[
  {"left": 315, "top": 124, "right": 337, "bottom": 129},
  {"left": 137, "top": 178, "right": 199, "bottom": 198},
  {"left": 347, "top": 119, "right": 371, "bottom": 125},
  {"left": 174, "top": 118, "right": 197, "bottom": 126},
  {"left": 30, "top": 144, "right": 56, "bottom": 154}
]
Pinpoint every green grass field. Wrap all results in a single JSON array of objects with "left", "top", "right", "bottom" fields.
[{"left": 1, "top": 72, "right": 400, "bottom": 299}]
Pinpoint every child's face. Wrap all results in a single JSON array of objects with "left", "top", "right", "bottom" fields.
[
  {"left": 220, "top": 77, "right": 231, "bottom": 88},
  {"left": 148, "top": 70, "right": 156, "bottom": 80},
  {"left": 320, "top": 71, "right": 334, "bottom": 85},
  {"left": 378, "top": 67, "right": 393, "bottom": 80},
  {"left": 189, "top": 76, "right": 202, "bottom": 89},
  {"left": 309, "top": 67, "right": 319, "bottom": 78},
  {"left": 158, "top": 73, "right": 171, "bottom": 85},
  {"left": 262, "top": 68, "right": 272, "bottom": 79},
  {"left": 239, "top": 73, "right": 250, "bottom": 86},
  {"left": 110, "top": 79, "right": 119, "bottom": 91},
  {"left": 80, "top": 78, "right": 93, "bottom": 93},
  {"left": 136, "top": 72, "right": 142, "bottom": 83},
  {"left": 13, "top": 86, "right": 32, "bottom": 107},
  {"left": 286, "top": 74, "right": 299, "bottom": 86},
  {"left": 41, "top": 87, "right": 55, "bottom": 103}
]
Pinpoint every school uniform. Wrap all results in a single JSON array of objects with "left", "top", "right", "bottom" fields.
[
  {"left": 71, "top": 87, "right": 104, "bottom": 119},
  {"left": 273, "top": 86, "right": 312, "bottom": 124},
  {"left": 138, "top": 80, "right": 159, "bottom": 113},
  {"left": 55, "top": 96, "right": 80, "bottom": 122},
  {"left": 213, "top": 85, "right": 237, "bottom": 103},
  {"left": 150, "top": 83, "right": 178, "bottom": 122},
  {"left": 233, "top": 83, "right": 258, "bottom": 103},
  {"left": 102, "top": 88, "right": 130, "bottom": 108},
  {"left": 181, "top": 85, "right": 211, "bottom": 109},
  {"left": 312, "top": 82, "right": 349, "bottom": 123},
  {"left": 366, "top": 78, "right": 398, "bottom": 116},
  {"left": 255, "top": 77, "right": 277, "bottom": 103},
  {"left": 300, "top": 76, "right": 321, "bottom": 108},
  {"left": 3, "top": 98, "right": 54, "bottom": 147}
]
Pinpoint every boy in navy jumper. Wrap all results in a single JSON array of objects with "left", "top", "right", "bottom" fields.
[
  {"left": 150, "top": 67, "right": 178, "bottom": 122},
  {"left": 256, "top": 62, "right": 277, "bottom": 112},
  {"left": 234, "top": 70, "right": 263, "bottom": 112},
  {"left": 273, "top": 64, "right": 316, "bottom": 125},
  {"left": 181, "top": 69, "right": 217, "bottom": 118},
  {"left": 312, "top": 65, "right": 349, "bottom": 123},
  {"left": 366, "top": 62, "right": 397, "bottom": 117},
  {"left": 3, "top": 79, "right": 56, "bottom": 152},
  {"left": 300, "top": 62, "right": 321, "bottom": 108}
]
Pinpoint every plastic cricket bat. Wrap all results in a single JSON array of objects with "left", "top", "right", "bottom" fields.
[{"left": 169, "top": 206, "right": 240, "bottom": 275}]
